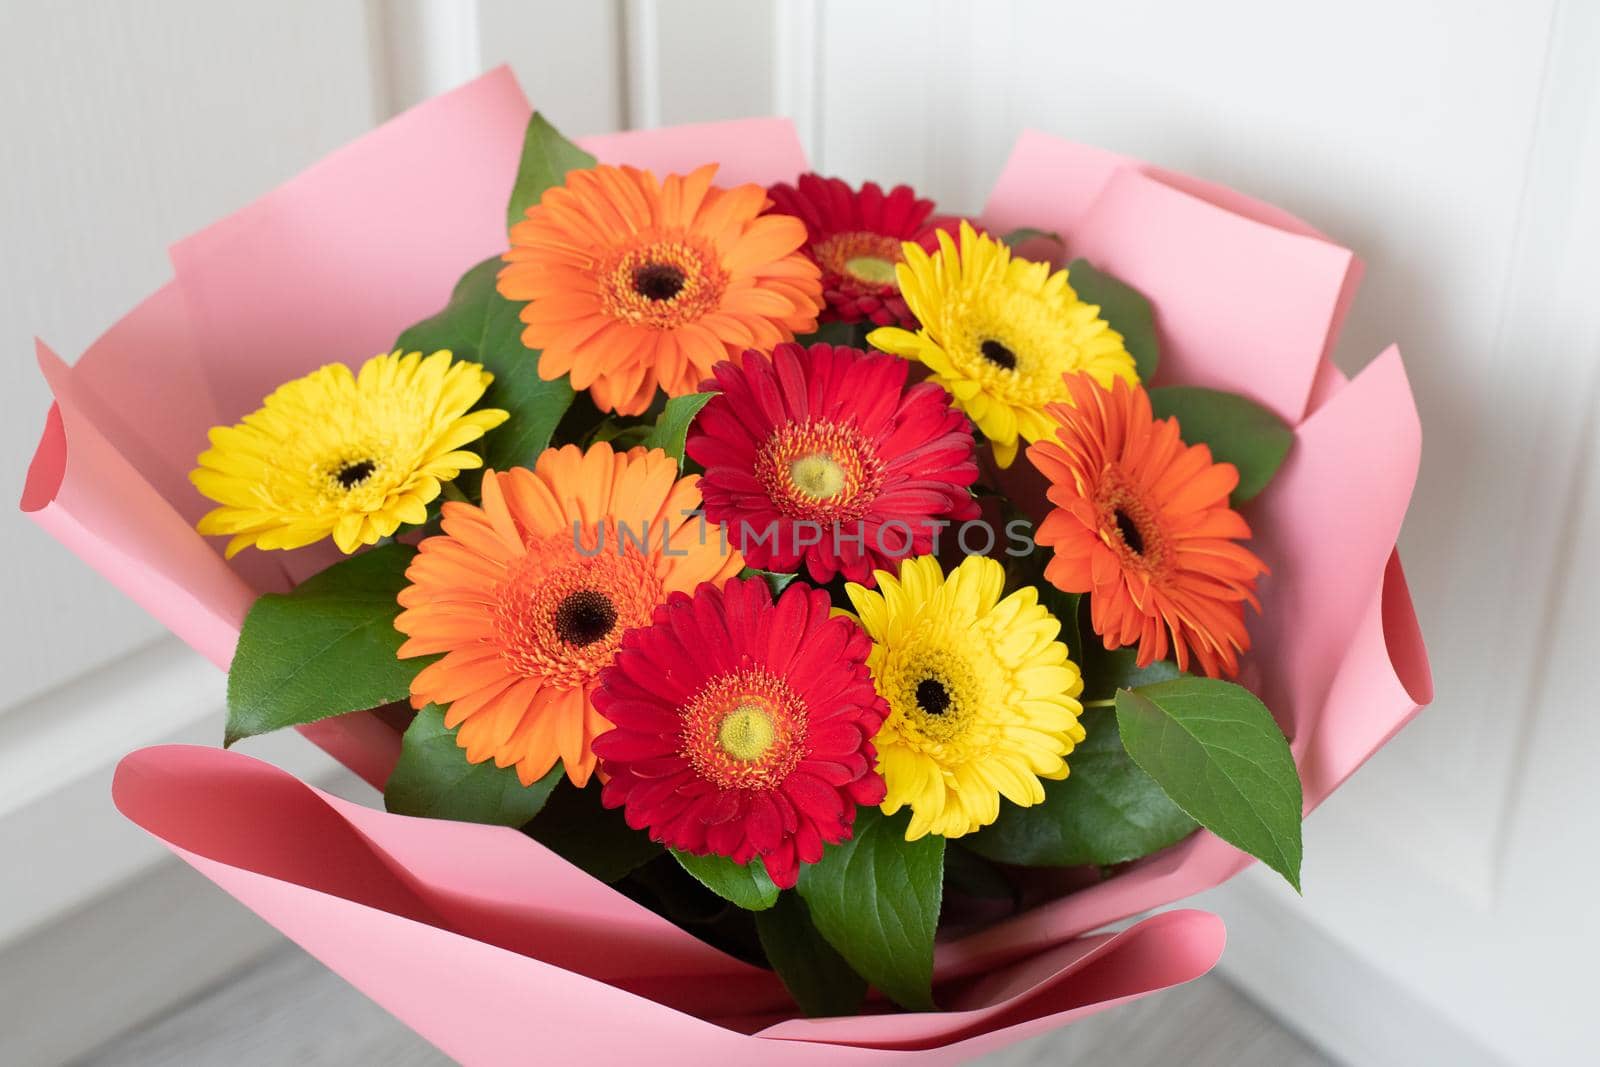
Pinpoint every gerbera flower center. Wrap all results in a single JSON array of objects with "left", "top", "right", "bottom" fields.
[
  {"left": 843, "top": 255, "right": 898, "bottom": 285},
  {"left": 632, "top": 263, "right": 687, "bottom": 301},
  {"left": 681, "top": 667, "right": 807, "bottom": 790},
  {"left": 1114, "top": 509, "right": 1145, "bottom": 556},
  {"left": 915, "top": 677, "right": 952, "bottom": 715},
  {"left": 756, "top": 420, "right": 885, "bottom": 522},
  {"left": 980, "top": 339, "right": 1017, "bottom": 371},
  {"left": 788, "top": 453, "right": 847, "bottom": 500},
  {"left": 815, "top": 232, "right": 905, "bottom": 290},
  {"left": 1097, "top": 475, "right": 1169, "bottom": 572},
  {"left": 334, "top": 458, "right": 377, "bottom": 489},
  {"left": 600, "top": 236, "right": 728, "bottom": 330},
  {"left": 493, "top": 540, "right": 664, "bottom": 688},
  {"left": 878, "top": 635, "right": 996, "bottom": 749},
  {"left": 716, "top": 704, "right": 777, "bottom": 761},
  {"left": 553, "top": 588, "right": 619, "bottom": 647},
  {"left": 317, "top": 445, "right": 399, "bottom": 506}
]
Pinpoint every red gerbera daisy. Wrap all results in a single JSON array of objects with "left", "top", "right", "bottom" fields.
[
  {"left": 686, "top": 342, "right": 980, "bottom": 585},
  {"left": 592, "top": 578, "right": 887, "bottom": 889},
  {"left": 766, "top": 173, "right": 960, "bottom": 328}
]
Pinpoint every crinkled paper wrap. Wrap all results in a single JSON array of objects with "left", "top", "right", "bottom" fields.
[{"left": 21, "top": 67, "right": 1431, "bottom": 1064}]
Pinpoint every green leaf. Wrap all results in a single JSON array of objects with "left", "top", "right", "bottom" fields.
[
  {"left": 384, "top": 705, "right": 562, "bottom": 826},
  {"left": 525, "top": 781, "right": 662, "bottom": 882},
  {"left": 1067, "top": 258, "right": 1159, "bottom": 381},
  {"left": 506, "top": 112, "right": 597, "bottom": 232},
  {"left": 963, "top": 708, "right": 1197, "bottom": 867},
  {"left": 796, "top": 807, "right": 944, "bottom": 1011},
  {"left": 756, "top": 892, "right": 868, "bottom": 1017},
  {"left": 1148, "top": 385, "right": 1294, "bottom": 503},
  {"left": 1001, "top": 226, "right": 1064, "bottom": 250},
  {"left": 226, "top": 544, "right": 420, "bottom": 746},
  {"left": 395, "top": 258, "right": 574, "bottom": 487},
  {"left": 739, "top": 566, "right": 796, "bottom": 597},
  {"left": 1115, "top": 678, "right": 1303, "bottom": 891},
  {"left": 670, "top": 850, "right": 779, "bottom": 911},
  {"left": 642, "top": 392, "right": 713, "bottom": 466}
]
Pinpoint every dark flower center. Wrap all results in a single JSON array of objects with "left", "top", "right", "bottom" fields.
[
  {"left": 553, "top": 589, "right": 618, "bottom": 647},
  {"left": 1115, "top": 509, "right": 1145, "bottom": 556},
  {"left": 980, "top": 339, "right": 1017, "bottom": 370},
  {"left": 335, "top": 459, "right": 376, "bottom": 489},
  {"left": 915, "top": 677, "right": 952, "bottom": 716},
  {"left": 633, "top": 263, "right": 687, "bottom": 301}
]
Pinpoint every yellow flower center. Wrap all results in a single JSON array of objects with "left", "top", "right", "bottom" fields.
[
  {"left": 814, "top": 231, "right": 905, "bottom": 289},
  {"left": 681, "top": 668, "right": 807, "bottom": 790},
  {"left": 788, "top": 452, "right": 847, "bottom": 500},
  {"left": 843, "top": 254, "right": 898, "bottom": 285},
  {"left": 757, "top": 420, "right": 885, "bottom": 522},
  {"left": 717, "top": 704, "right": 777, "bottom": 761}
]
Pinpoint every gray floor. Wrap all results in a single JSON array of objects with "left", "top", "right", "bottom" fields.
[{"left": 76, "top": 943, "right": 1331, "bottom": 1066}]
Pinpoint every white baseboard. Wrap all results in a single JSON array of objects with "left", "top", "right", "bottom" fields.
[{"left": 1197, "top": 870, "right": 1504, "bottom": 1067}]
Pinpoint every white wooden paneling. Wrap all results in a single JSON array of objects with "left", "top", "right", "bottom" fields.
[
  {"left": 0, "top": 1, "right": 378, "bottom": 711},
  {"left": 479, "top": 0, "right": 626, "bottom": 134}
]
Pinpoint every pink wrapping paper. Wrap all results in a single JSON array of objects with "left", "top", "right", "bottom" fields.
[{"left": 22, "top": 68, "right": 1431, "bottom": 1062}]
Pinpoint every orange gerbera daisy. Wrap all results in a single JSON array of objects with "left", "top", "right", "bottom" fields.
[
  {"left": 394, "top": 442, "right": 743, "bottom": 786},
  {"left": 1026, "top": 374, "right": 1269, "bottom": 679},
  {"left": 498, "top": 163, "right": 823, "bottom": 416}
]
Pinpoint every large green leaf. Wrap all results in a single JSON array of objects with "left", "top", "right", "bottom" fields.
[
  {"left": 755, "top": 892, "right": 868, "bottom": 1018},
  {"left": 1068, "top": 258, "right": 1159, "bottom": 381},
  {"left": 963, "top": 708, "right": 1197, "bottom": 867},
  {"left": 384, "top": 705, "right": 562, "bottom": 826},
  {"left": 525, "top": 782, "right": 662, "bottom": 882},
  {"left": 671, "top": 850, "right": 779, "bottom": 911},
  {"left": 1115, "top": 678, "right": 1303, "bottom": 890},
  {"left": 1148, "top": 385, "right": 1293, "bottom": 503},
  {"left": 506, "top": 112, "right": 597, "bottom": 232},
  {"left": 395, "top": 257, "right": 574, "bottom": 484},
  {"left": 226, "top": 544, "right": 420, "bottom": 746},
  {"left": 642, "top": 392, "right": 713, "bottom": 467},
  {"left": 796, "top": 807, "right": 944, "bottom": 1011}
]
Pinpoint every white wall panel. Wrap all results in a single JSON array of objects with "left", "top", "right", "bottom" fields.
[
  {"left": 480, "top": 0, "right": 626, "bottom": 134},
  {"left": 633, "top": 0, "right": 777, "bottom": 127},
  {"left": 0, "top": 1, "right": 378, "bottom": 712}
]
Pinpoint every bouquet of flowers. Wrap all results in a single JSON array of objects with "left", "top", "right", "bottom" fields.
[{"left": 21, "top": 69, "right": 1431, "bottom": 1063}]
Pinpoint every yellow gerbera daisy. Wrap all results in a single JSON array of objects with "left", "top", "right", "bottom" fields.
[
  {"left": 191, "top": 350, "right": 508, "bottom": 557},
  {"left": 843, "top": 554, "right": 1086, "bottom": 840},
  {"left": 868, "top": 221, "right": 1138, "bottom": 467}
]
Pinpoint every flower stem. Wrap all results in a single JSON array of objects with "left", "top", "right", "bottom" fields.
[{"left": 1080, "top": 697, "right": 1116, "bottom": 709}]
